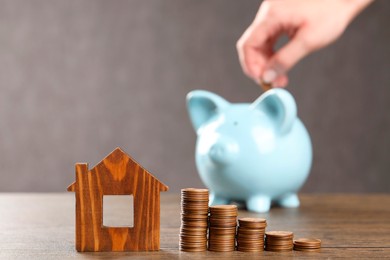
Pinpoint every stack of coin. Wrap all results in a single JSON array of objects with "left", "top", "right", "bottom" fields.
[
  {"left": 180, "top": 188, "right": 209, "bottom": 252},
  {"left": 236, "top": 218, "right": 267, "bottom": 252},
  {"left": 265, "top": 231, "right": 294, "bottom": 252},
  {"left": 293, "top": 238, "right": 321, "bottom": 252},
  {"left": 208, "top": 205, "right": 238, "bottom": 252}
]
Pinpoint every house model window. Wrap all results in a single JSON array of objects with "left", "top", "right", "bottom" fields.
[{"left": 103, "top": 195, "right": 134, "bottom": 227}]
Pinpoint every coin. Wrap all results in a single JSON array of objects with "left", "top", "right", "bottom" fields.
[
  {"left": 266, "top": 231, "right": 293, "bottom": 238},
  {"left": 259, "top": 78, "right": 272, "bottom": 91}
]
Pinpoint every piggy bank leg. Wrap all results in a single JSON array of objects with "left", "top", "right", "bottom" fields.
[
  {"left": 246, "top": 195, "right": 271, "bottom": 213},
  {"left": 209, "top": 193, "right": 229, "bottom": 206},
  {"left": 277, "top": 193, "right": 300, "bottom": 208}
]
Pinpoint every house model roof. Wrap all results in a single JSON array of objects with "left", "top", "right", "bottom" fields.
[{"left": 67, "top": 147, "right": 168, "bottom": 192}]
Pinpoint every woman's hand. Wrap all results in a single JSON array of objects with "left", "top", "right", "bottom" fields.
[{"left": 237, "top": 0, "right": 373, "bottom": 87}]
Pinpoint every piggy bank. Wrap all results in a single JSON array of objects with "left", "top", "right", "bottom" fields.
[{"left": 186, "top": 88, "right": 312, "bottom": 212}]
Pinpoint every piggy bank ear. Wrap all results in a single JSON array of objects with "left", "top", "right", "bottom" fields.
[
  {"left": 251, "top": 88, "right": 297, "bottom": 135},
  {"left": 186, "top": 90, "right": 229, "bottom": 133}
]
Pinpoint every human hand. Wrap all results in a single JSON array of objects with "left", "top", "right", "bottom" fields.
[{"left": 237, "top": 0, "right": 373, "bottom": 87}]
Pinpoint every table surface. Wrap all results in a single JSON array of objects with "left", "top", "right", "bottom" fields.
[{"left": 0, "top": 193, "right": 390, "bottom": 259}]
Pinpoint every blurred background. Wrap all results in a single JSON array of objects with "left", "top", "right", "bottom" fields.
[{"left": 0, "top": 0, "right": 388, "bottom": 192}]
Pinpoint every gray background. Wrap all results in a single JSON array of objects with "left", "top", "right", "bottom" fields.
[{"left": 0, "top": 0, "right": 388, "bottom": 192}]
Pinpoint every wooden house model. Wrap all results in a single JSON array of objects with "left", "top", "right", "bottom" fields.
[{"left": 67, "top": 147, "right": 169, "bottom": 252}]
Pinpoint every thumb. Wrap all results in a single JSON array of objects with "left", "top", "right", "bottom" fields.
[{"left": 262, "top": 31, "right": 312, "bottom": 83}]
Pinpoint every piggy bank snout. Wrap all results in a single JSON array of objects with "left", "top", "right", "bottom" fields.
[{"left": 208, "top": 139, "right": 239, "bottom": 165}]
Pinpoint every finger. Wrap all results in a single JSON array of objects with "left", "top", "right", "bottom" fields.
[
  {"left": 237, "top": 28, "right": 266, "bottom": 80},
  {"left": 236, "top": 42, "right": 261, "bottom": 79},
  {"left": 264, "top": 29, "right": 311, "bottom": 80},
  {"left": 237, "top": 20, "right": 278, "bottom": 81},
  {"left": 273, "top": 75, "right": 289, "bottom": 88}
]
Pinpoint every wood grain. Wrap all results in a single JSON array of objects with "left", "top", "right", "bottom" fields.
[
  {"left": 67, "top": 147, "right": 169, "bottom": 252},
  {"left": 0, "top": 193, "right": 389, "bottom": 258}
]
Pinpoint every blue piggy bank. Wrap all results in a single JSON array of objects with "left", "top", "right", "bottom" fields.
[{"left": 186, "top": 88, "right": 312, "bottom": 212}]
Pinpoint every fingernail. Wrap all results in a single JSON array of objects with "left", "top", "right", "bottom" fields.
[{"left": 262, "top": 69, "right": 277, "bottom": 84}]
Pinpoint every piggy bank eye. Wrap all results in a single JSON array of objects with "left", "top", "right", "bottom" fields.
[{"left": 233, "top": 121, "right": 238, "bottom": 126}]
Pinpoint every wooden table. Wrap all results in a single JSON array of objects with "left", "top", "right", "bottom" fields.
[{"left": 0, "top": 193, "right": 389, "bottom": 259}]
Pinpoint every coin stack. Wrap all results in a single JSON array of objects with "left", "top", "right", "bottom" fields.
[
  {"left": 180, "top": 188, "right": 209, "bottom": 252},
  {"left": 236, "top": 218, "right": 267, "bottom": 252},
  {"left": 265, "top": 231, "right": 294, "bottom": 252},
  {"left": 208, "top": 205, "right": 238, "bottom": 252},
  {"left": 293, "top": 238, "right": 321, "bottom": 252}
]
